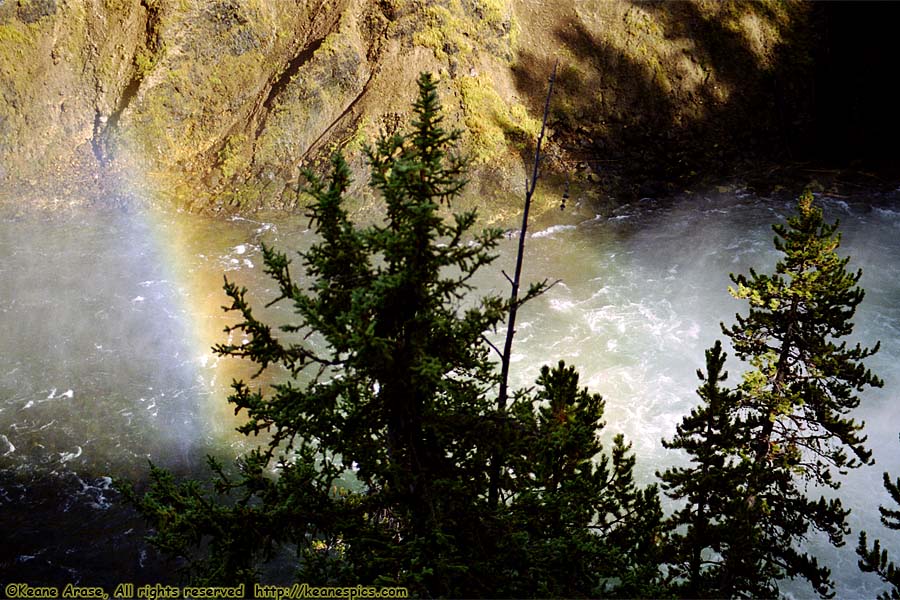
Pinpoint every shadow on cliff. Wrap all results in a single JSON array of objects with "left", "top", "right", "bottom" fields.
[
  {"left": 512, "top": 1, "right": 900, "bottom": 199},
  {"left": 806, "top": 2, "right": 900, "bottom": 169}
]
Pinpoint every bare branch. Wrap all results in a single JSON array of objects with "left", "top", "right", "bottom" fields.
[
  {"left": 489, "top": 58, "right": 558, "bottom": 510},
  {"left": 483, "top": 335, "right": 503, "bottom": 359}
]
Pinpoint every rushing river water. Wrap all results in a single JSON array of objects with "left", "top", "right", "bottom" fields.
[{"left": 2, "top": 189, "right": 899, "bottom": 596}]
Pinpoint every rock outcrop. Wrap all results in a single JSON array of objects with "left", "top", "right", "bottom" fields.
[{"left": 4, "top": 0, "right": 892, "bottom": 214}]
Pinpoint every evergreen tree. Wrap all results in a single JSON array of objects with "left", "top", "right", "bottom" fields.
[
  {"left": 726, "top": 190, "right": 881, "bottom": 477},
  {"left": 857, "top": 434, "right": 900, "bottom": 599},
  {"left": 661, "top": 190, "right": 882, "bottom": 597},
  {"left": 124, "top": 72, "right": 661, "bottom": 597},
  {"left": 722, "top": 190, "right": 882, "bottom": 595},
  {"left": 659, "top": 341, "right": 755, "bottom": 597},
  {"left": 503, "top": 362, "right": 664, "bottom": 598}
]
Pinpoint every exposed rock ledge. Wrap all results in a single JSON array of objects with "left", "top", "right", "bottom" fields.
[{"left": 1, "top": 1, "right": 897, "bottom": 216}]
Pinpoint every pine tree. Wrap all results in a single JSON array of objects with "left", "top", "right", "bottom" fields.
[
  {"left": 858, "top": 434, "right": 900, "bottom": 599},
  {"left": 724, "top": 190, "right": 883, "bottom": 595},
  {"left": 659, "top": 341, "right": 755, "bottom": 597},
  {"left": 123, "top": 72, "right": 662, "bottom": 597},
  {"left": 726, "top": 190, "right": 881, "bottom": 479},
  {"left": 661, "top": 190, "right": 882, "bottom": 597},
  {"left": 125, "top": 73, "right": 509, "bottom": 595},
  {"left": 503, "top": 362, "right": 664, "bottom": 598}
]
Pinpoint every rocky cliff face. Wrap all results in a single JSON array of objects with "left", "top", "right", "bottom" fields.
[{"left": 1, "top": 0, "right": 841, "bottom": 214}]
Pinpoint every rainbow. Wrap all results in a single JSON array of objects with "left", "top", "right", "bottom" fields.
[{"left": 136, "top": 204, "right": 264, "bottom": 450}]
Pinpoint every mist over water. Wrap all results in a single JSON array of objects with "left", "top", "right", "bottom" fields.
[
  {"left": 504, "top": 192, "right": 900, "bottom": 598},
  {"left": 2, "top": 190, "right": 899, "bottom": 596},
  {"left": 0, "top": 207, "right": 311, "bottom": 583}
]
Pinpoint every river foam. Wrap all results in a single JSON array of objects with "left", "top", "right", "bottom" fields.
[{"left": 3, "top": 191, "right": 900, "bottom": 595}]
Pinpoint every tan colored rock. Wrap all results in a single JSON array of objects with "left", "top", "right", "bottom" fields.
[{"left": 0, "top": 0, "right": 814, "bottom": 212}]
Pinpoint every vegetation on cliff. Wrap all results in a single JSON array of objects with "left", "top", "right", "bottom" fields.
[{"left": 5, "top": 1, "right": 898, "bottom": 212}]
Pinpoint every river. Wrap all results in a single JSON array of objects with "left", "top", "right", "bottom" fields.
[{"left": 1, "top": 189, "right": 899, "bottom": 596}]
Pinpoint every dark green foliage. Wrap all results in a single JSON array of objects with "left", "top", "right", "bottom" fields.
[
  {"left": 659, "top": 341, "right": 755, "bottom": 597},
  {"left": 124, "top": 72, "right": 660, "bottom": 598},
  {"left": 503, "top": 362, "right": 665, "bottom": 598},
  {"left": 857, "top": 434, "right": 900, "bottom": 599},
  {"left": 661, "top": 190, "right": 882, "bottom": 598}
]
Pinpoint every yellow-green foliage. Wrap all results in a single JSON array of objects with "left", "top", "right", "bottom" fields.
[
  {"left": 343, "top": 116, "right": 375, "bottom": 154},
  {"left": 0, "top": 22, "right": 34, "bottom": 73},
  {"left": 458, "top": 74, "right": 540, "bottom": 164},
  {"left": 222, "top": 180, "right": 263, "bottom": 210},
  {"left": 717, "top": 0, "right": 805, "bottom": 68},
  {"left": 475, "top": 0, "right": 506, "bottom": 23},
  {"left": 102, "top": 0, "right": 137, "bottom": 12},
  {"left": 0, "top": 23, "right": 37, "bottom": 110},
  {"left": 219, "top": 134, "right": 250, "bottom": 180},
  {"left": 0, "top": 23, "right": 30, "bottom": 45},
  {"left": 623, "top": 5, "right": 663, "bottom": 38},
  {"left": 134, "top": 48, "right": 157, "bottom": 76},
  {"left": 412, "top": 0, "right": 511, "bottom": 61},
  {"left": 130, "top": 45, "right": 266, "bottom": 163}
]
